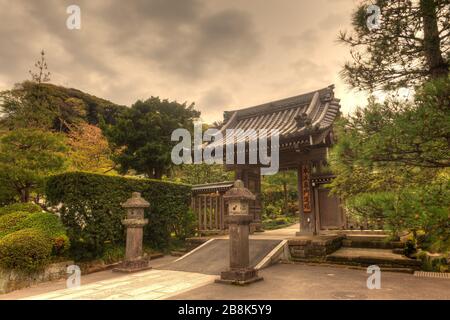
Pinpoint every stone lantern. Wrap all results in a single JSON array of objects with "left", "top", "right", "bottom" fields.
[
  {"left": 113, "top": 192, "right": 152, "bottom": 273},
  {"left": 216, "top": 180, "right": 263, "bottom": 285}
]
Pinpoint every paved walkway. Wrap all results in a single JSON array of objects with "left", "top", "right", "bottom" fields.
[
  {"left": 252, "top": 223, "right": 299, "bottom": 239},
  {"left": 24, "top": 269, "right": 215, "bottom": 300},
  {"left": 173, "top": 263, "right": 450, "bottom": 300},
  {"left": 2, "top": 224, "right": 449, "bottom": 300},
  {"left": 5, "top": 260, "right": 449, "bottom": 300}
]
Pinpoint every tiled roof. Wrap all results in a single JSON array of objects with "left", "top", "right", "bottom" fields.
[
  {"left": 210, "top": 85, "right": 341, "bottom": 147},
  {"left": 192, "top": 181, "right": 234, "bottom": 194}
]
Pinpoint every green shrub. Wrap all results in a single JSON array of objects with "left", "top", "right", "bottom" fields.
[
  {"left": 45, "top": 172, "right": 192, "bottom": 260},
  {"left": 345, "top": 183, "right": 450, "bottom": 247},
  {"left": 264, "top": 204, "right": 280, "bottom": 218},
  {"left": 404, "top": 239, "right": 417, "bottom": 257},
  {"left": 16, "top": 212, "right": 70, "bottom": 255},
  {"left": 417, "top": 250, "right": 449, "bottom": 273},
  {"left": 172, "top": 208, "right": 196, "bottom": 240},
  {"left": 101, "top": 244, "right": 125, "bottom": 264},
  {"left": 262, "top": 216, "right": 297, "bottom": 230},
  {"left": 0, "top": 212, "right": 31, "bottom": 237},
  {"left": 0, "top": 228, "right": 53, "bottom": 273},
  {"left": 0, "top": 203, "right": 42, "bottom": 216},
  {"left": 0, "top": 211, "right": 70, "bottom": 254}
]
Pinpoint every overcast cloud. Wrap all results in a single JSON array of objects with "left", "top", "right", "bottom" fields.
[{"left": 0, "top": 0, "right": 367, "bottom": 123}]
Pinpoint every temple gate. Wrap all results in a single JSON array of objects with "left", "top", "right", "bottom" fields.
[{"left": 193, "top": 85, "right": 345, "bottom": 236}]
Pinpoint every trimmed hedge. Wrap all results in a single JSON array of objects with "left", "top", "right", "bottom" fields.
[
  {"left": 0, "top": 203, "right": 42, "bottom": 216},
  {"left": 0, "top": 228, "right": 53, "bottom": 273},
  {"left": 45, "top": 172, "right": 192, "bottom": 260}
]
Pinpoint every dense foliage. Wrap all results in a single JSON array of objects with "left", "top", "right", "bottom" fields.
[
  {"left": 340, "top": 0, "right": 449, "bottom": 90},
  {"left": 0, "top": 129, "right": 67, "bottom": 202},
  {"left": 261, "top": 171, "right": 299, "bottom": 218},
  {"left": 170, "top": 163, "right": 233, "bottom": 185},
  {"left": 45, "top": 172, "right": 193, "bottom": 260},
  {"left": 102, "top": 97, "right": 200, "bottom": 179},
  {"left": 67, "top": 123, "right": 115, "bottom": 173},
  {"left": 330, "top": 78, "right": 450, "bottom": 252}
]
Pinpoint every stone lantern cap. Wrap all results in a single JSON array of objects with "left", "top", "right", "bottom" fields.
[
  {"left": 223, "top": 180, "right": 256, "bottom": 201},
  {"left": 121, "top": 192, "right": 150, "bottom": 209}
]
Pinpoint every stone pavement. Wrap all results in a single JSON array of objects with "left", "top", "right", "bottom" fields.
[
  {"left": 172, "top": 263, "right": 450, "bottom": 300},
  {"left": 24, "top": 269, "right": 216, "bottom": 300},
  {"left": 5, "top": 256, "right": 449, "bottom": 300},
  {"left": 1, "top": 224, "right": 449, "bottom": 300}
]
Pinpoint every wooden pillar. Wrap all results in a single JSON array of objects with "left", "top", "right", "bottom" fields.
[
  {"left": 209, "top": 196, "right": 213, "bottom": 230},
  {"left": 314, "top": 187, "right": 321, "bottom": 234},
  {"left": 220, "top": 194, "right": 225, "bottom": 230},
  {"left": 203, "top": 195, "right": 207, "bottom": 230}
]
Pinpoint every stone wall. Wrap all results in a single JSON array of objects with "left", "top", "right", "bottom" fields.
[
  {"left": 0, "top": 260, "right": 73, "bottom": 294},
  {"left": 288, "top": 235, "right": 344, "bottom": 261}
]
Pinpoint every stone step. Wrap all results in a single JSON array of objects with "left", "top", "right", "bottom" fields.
[
  {"left": 342, "top": 239, "right": 404, "bottom": 249},
  {"left": 392, "top": 248, "right": 405, "bottom": 255},
  {"left": 286, "top": 260, "right": 415, "bottom": 274},
  {"left": 326, "top": 248, "right": 422, "bottom": 270},
  {"left": 340, "top": 230, "right": 387, "bottom": 235},
  {"left": 346, "top": 234, "right": 389, "bottom": 242}
]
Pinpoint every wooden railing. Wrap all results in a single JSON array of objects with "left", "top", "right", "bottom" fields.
[{"left": 192, "top": 194, "right": 227, "bottom": 233}]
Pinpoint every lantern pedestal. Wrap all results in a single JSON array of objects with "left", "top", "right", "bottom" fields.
[
  {"left": 216, "top": 268, "right": 263, "bottom": 285},
  {"left": 113, "top": 193, "right": 152, "bottom": 273},
  {"left": 113, "top": 259, "right": 151, "bottom": 273}
]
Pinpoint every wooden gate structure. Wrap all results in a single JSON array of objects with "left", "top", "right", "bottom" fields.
[
  {"left": 194, "top": 85, "right": 346, "bottom": 235},
  {"left": 191, "top": 182, "right": 233, "bottom": 234}
]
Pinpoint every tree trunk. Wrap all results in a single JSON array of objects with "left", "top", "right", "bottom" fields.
[
  {"left": 147, "top": 168, "right": 163, "bottom": 179},
  {"left": 420, "top": 0, "right": 449, "bottom": 79},
  {"left": 154, "top": 169, "right": 163, "bottom": 180},
  {"left": 20, "top": 188, "right": 30, "bottom": 203}
]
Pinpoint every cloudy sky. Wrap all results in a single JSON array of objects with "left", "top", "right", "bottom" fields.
[{"left": 0, "top": 0, "right": 367, "bottom": 123}]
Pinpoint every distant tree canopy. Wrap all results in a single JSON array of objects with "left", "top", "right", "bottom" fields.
[
  {"left": 340, "top": 0, "right": 449, "bottom": 90},
  {"left": 0, "top": 129, "right": 67, "bottom": 203},
  {"left": 102, "top": 97, "right": 200, "bottom": 179},
  {"left": 67, "top": 123, "right": 115, "bottom": 173},
  {"left": 170, "top": 163, "right": 233, "bottom": 185},
  {"left": 262, "top": 170, "right": 299, "bottom": 216},
  {"left": 0, "top": 81, "right": 126, "bottom": 132}
]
